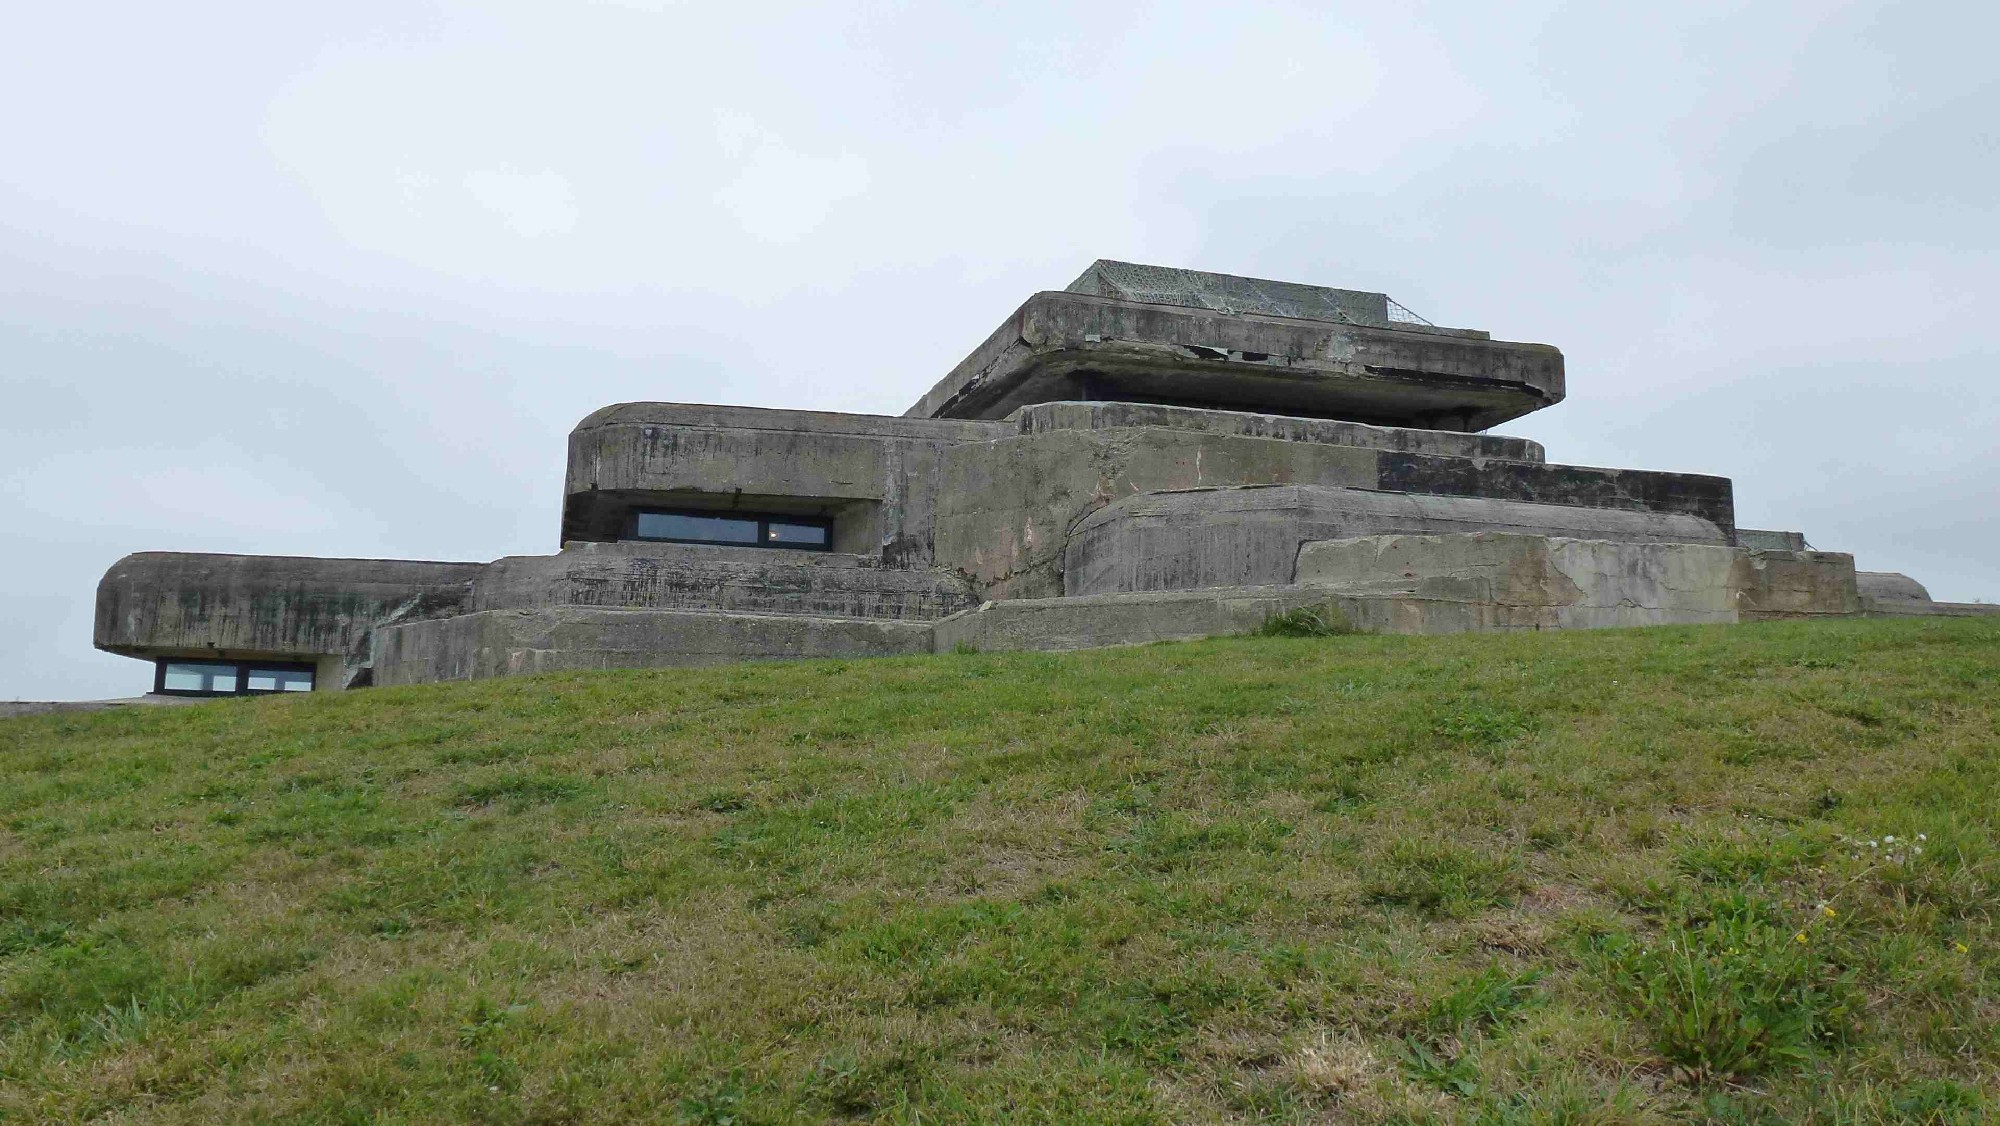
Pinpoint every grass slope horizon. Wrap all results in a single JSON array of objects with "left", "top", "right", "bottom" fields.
[{"left": 4, "top": 618, "right": 1998, "bottom": 1123}]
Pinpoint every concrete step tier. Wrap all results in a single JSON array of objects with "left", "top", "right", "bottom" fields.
[
  {"left": 371, "top": 607, "right": 934, "bottom": 686},
  {"left": 472, "top": 542, "right": 977, "bottom": 621},
  {"left": 370, "top": 534, "right": 1882, "bottom": 685}
]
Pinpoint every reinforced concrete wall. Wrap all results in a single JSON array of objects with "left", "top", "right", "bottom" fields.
[
  {"left": 555, "top": 401, "right": 1605, "bottom": 603},
  {"left": 1066, "top": 486, "right": 1731, "bottom": 596},
  {"left": 94, "top": 552, "right": 485, "bottom": 688},
  {"left": 938, "top": 430, "right": 1732, "bottom": 600},
  {"left": 561, "top": 403, "right": 1001, "bottom": 567},
  {"left": 371, "top": 607, "right": 932, "bottom": 685},
  {"left": 469, "top": 541, "right": 976, "bottom": 621},
  {"left": 936, "top": 534, "right": 1863, "bottom": 652}
]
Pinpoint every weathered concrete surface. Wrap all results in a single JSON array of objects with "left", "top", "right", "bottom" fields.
[
  {"left": 934, "top": 429, "right": 1379, "bottom": 599},
  {"left": 470, "top": 541, "right": 976, "bottom": 621},
  {"left": 1377, "top": 453, "right": 1732, "bottom": 530},
  {"left": 941, "top": 534, "right": 1869, "bottom": 654},
  {"left": 1297, "top": 533, "right": 1739, "bottom": 629},
  {"left": 95, "top": 553, "right": 485, "bottom": 689},
  {"left": 934, "top": 587, "right": 1339, "bottom": 654},
  {"left": 1737, "top": 528, "right": 1808, "bottom": 551},
  {"left": 1065, "top": 487, "right": 1731, "bottom": 596},
  {"left": 372, "top": 607, "right": 932, "bottom": 685},
  {"left": 1011, "top": 401, "right": 1546, "bottom": 463},
  {"left": 1300, "top": 535, "right": 1856, "bottom": 626},
  {"left": 906, "top": 290, "right": 1564, "bottom": 431},
  {"left": 935, "top": 426, "right": 1731, "bottom": 601},
  {"left": 1859, "top": 571, "right": 1932, "bottom": 606},
  {"left": 563, "top": 403, "right": 1002, "bottom": 565},
  {"left": 1065, "top": 260, "right": 1405, "bottom": 328},
  {"left": 1731, "top": 550, "right": 1861, "bottom": 619},
  {"left": 1857, "top": 571, "right": 2000, "bottom": 617}
]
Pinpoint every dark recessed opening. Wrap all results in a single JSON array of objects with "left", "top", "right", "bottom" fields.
[
  {"left": 155, "top": 659, "right": 316, "bottom": 697},
  {"left": 627, "top": 509, "right": 832, "bottom": 551}
]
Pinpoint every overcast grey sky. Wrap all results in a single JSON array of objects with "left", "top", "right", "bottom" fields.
[{"left": 3, "top": 1, "right": 1994, "bottom": 700}]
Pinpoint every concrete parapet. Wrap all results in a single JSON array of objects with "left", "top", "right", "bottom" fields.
[
  {"left": 372, "top": 607, "right": 934, "bottom": 685},
  {"left": 1064, "top": 260, "right": 1405, "bottom": 328},
  {"left": 1737, "top": 528, "right": 1808, "bottom": 551}
]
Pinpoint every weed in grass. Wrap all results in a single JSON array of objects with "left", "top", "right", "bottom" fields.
[
  {"left": 1586, "top": 890, "right": 1860, "bottom": 1081},
  {"left": 1432, "top": 702, "right": 1538, "bottom": 749},
  {"left": 1398, "top": 1034, "right": 1483, "bottom": 1097},
  {"left": 1365, "top": 838, "right": 1525, "bottom": 918},
  {"left": 1422, "top": 965, "right": 1544, "bottom": 1039},
  {"left": 679, "top": 1071, "right": 749, "bottom": 1125},
  {"left": 1255, "top": 604, "right": 1359, "bottom": 637}
]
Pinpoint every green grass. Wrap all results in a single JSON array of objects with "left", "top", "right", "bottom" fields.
[{"left": 3, "top": 617, "right": 1998, "bottom": 1123}]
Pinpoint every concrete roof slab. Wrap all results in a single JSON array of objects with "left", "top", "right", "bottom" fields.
[{"left": 906, "top": 290, "right": 1564, "bottom": 430}]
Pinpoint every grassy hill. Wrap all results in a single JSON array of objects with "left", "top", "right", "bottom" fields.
[{"left": 3, "top": 618, "right": 1998, "bottom": 1124}]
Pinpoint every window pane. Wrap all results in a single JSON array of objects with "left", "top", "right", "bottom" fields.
[
  {"left": 247, "top": 667, "right": 315, "bottom": 693},
  {"left": 767, "top": 521, "right": 829, "bottom": 547},
  {"left": 162, "top": 661, "right": 234, "bottom": 692},
  {"left": 634, "top": 512, "right": 760, "bottom": 544}
]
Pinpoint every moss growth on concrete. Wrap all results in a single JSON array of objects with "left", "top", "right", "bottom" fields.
[{"left": 4, "top": 618, "right": 1998, "bottom": 1122}]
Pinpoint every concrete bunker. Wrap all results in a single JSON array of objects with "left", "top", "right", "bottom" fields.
[{"left": 92, "top": 260, "right": 1994, "bottom": 694}]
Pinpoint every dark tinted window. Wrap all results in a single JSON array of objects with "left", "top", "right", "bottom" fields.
[
  {"left": 633, "top": 512, "right": 760, "bottom": 544},
  {"left": 629, "top": 510, "right": 832, "bottom": 551},
  {"left": 766, "top": 521, "right": 830, "bottom": 547}
]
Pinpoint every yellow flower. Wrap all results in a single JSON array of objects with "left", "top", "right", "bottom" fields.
[
  {"left": 1821, "top": 905, "right": 1837, "bottom": 919},
  {"left": 1955, "top": 942, "right": 1970, "bottom": 954},
  {"left": 1795, "top": 932, "right": 1809, "bottom": 944}
]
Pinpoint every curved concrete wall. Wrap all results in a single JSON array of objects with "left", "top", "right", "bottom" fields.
[
  {"left": 934, "top": 425, "right": 1731, "bottom": 600},
  {"left": 1064, "top": 486, "right": 1731, "bottom": 595}
]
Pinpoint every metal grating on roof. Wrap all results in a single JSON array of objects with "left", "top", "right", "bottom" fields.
[{"left": 1384, "top": 297, "right": 1434, "bottom": 326}]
